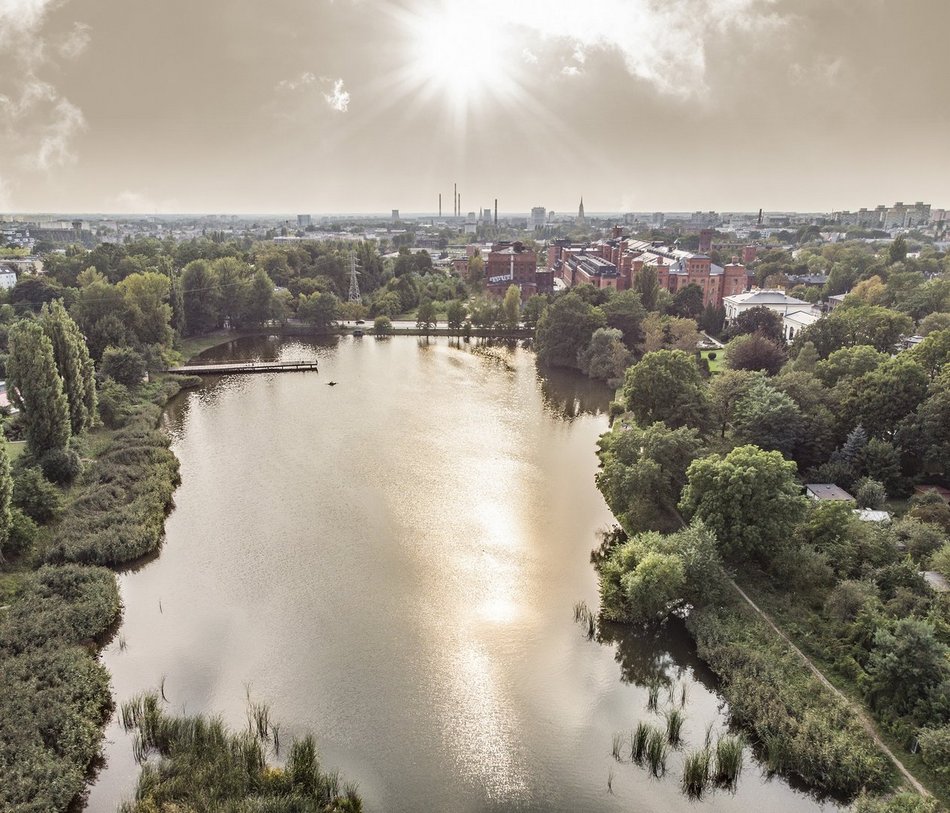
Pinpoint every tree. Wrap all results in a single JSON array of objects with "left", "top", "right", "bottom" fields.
[
  {"left": 919, "top": 312, "right": 950, "bottom": 336},
  {"left": 577, "top": 327, "right": 630, "bottom": 387},
  {"left": 238, "top": 269, "right": 275, "bottom": 327},
  {"left": 596, "top": 420, "right": 704, "bottom": 533},
  {"left": 725, "top": 332, "right": 786, "bottom": 375},
  {"left": 854, "top": 477, "right": 887, "bottom": 510},
  {"left": 866, "top": 618, "right": 949, "bottom": 722},
  {"left": 181, "top": 260, "right": 220, "bottom": 335},
  {"left": 727, "top": 306, "right": 783, "bottom": 343},
  {"left": 814, "top": 345, "right": 887, "bottom": 386},
  {"left": 708, "top": 369, "right": 759, "bottom": 438},
  {"left": 117, "top": 272, "right": 173, "bottom": 347},
  {"left": 699, "top": 303, "right": 725, "bottom": 336},
  {"left": 373, "top": 315, "right": 392, "bottom": 335},
  {"left": 40, "top": 300, "right": 96, "bottom": 434},
  {"left": 679, "top": 445, "right": 807, "bottom": 561},
  {"left": 842, "top": 356, "right": 928, "bottom": 440},
  {"left": 71, "top": 277, "right": 128, "bottom": 359},
  {"left": 732, "top": 378, "right": 803, "bottom": 457},
  {"left": 534, "top": 292, "right": 605, "bottom": 369},
  {"left": 601, "top": 289, "right": 646, "bottom": 349},
  {"left": 415, "top": 300, "right": 437, "bottom": 335},
  {"left": 501, "top": 284, "right": 521, "bottom": 329},
  {"left": 791, "top": 340, "right": 819, "bottom": 373},
  {"left": 634, "top": 266, "right": 660, "bottom": 311},
  {"left": 909, "top": 327, "right": 950, "bottom": 380},
  {"left": 671, "top": 283, "right": 704, "bottom": 318},
  {"left": 100, "top": 346, "right": 147, "bottom": 386},
  {"left": 640, "top": 313, "right": 699, "bottom": 354},
  {"left": 620, "top": 350, "right": 709, "bottom": 431},
  {"left": 888, "top": 235, "right": 908, "bottom": 265},
  {"left": 297, "top": 291, "right": 340, "bottom": 329},
  {"left": 0, "top": 424, "right": 12, "bottom": 559},
  {"left": 6, "top": 321, "right": 71, "bottom": 455},
  {"left": 445, "top": 300, "right": 466, "bottom": 333},
  {"left": 521, "top": 295, "right": 547, "bottom": 330}
]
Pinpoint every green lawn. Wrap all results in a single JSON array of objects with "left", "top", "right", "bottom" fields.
[
  {"left": 5, "top": 440, "right": 26, "bottom": 463},
  {"left": 700, "top": 349, "right": 724, "bottom": 373}
]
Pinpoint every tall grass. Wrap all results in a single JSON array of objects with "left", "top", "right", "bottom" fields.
[
  {"left": 647, "top": 682, "right": 661, "bottom": 712},
  {"left": 118, "top": 691, "right": 362, "bottom": 812},
  {"left": 632, "top": 722, "right": 651, "bottom": 764},
  {"left": 611, "top": 732, "right": 624, "bottom": 761},
  {"left": 714, "top": 734, "right": 744, "bottom": 787},
  {"left": 573, "top": 600, "right": 596, "bottom": 640},
  {"left": 646, "top": 728, "right": 668, "bottom": 777},
  {"left": 682, "top": 748, "right": 711, "bottom": 798},
  {"left": 664, "top": 708, "right": 685, "bottom": 746}
]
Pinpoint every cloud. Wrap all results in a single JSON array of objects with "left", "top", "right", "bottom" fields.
[
  {"left": 521, "top": 48, "right": 538, "bottom": 65},
  {"left": 0, "top": 0, "right": 88, "bottom": 178},
  {"left": 276, "top": 71, "right": 317, "bottom": 92},
  {"left": 32, "top": 97, "right": 85, "bottom": 169},
  {"left": 323, "top": 78, "right": 350, "bottom": 112},
  {"left": 561, "top": 65, "right": 581, "bottom": 77},
  {"left": 110, "top": 189, "right": 179, "bottom": 213},
  {"left": 58, "top": 20, "right": 91, "bottom": 58},
  {"left": 472, "top": 0, "right": 785, "bottom": 98}
]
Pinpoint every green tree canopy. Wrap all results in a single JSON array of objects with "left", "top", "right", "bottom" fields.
[
  {"left": 679, "top": 444, "right": 807, "bottom": 561},
  {"left": 534, "top": 292, "right": 605, "bottom": 369},
  {"left": 619, "top": 350, "right": 709, "bottom": 431},
  {"left": 7, "top": 321, "right": 71, "bottom": 455}
]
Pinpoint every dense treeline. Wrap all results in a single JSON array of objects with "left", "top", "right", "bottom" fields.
[{"left": 532, "top": 236, "right": 950, "bottom": 805}]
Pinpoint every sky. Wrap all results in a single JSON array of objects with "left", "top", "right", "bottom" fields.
[{"left": 0, "top": 0, "right": 948, "bottom": 215}]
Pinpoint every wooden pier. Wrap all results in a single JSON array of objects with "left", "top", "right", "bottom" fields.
[{"left": 165, "top": 360, "right": 319, "bottom": 376}]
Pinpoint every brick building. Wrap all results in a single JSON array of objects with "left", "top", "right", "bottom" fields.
[
  {"left": 485, "top": 241, "right": 552, "bottom": 298},
  {"left": 547, "top": 229, "right": 750, "bottom": 307}
]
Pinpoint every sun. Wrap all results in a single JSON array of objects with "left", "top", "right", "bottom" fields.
[{"left": 397, "top": 1, "right": 522, "bottom": 125}]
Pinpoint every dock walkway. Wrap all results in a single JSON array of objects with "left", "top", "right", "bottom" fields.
[{"left": 165, "top": 361, "right": 318, "bottom": 376}]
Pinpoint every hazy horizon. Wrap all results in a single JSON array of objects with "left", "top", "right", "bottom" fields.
[{"left": 2, "top": 0, "right": 948, "bottom": 215}]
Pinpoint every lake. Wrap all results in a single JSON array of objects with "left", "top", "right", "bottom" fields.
[{"left": 86, "top": 335, "right": 838, "bottom": 813}]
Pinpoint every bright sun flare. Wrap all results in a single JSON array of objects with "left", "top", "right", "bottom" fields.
[{"left": 405, "top": 2, "right": 513, "bottom": 116}]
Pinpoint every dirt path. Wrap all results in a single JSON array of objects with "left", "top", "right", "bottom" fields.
[{"left": 729, "top": 578, "right": 932, "bottom": 800}]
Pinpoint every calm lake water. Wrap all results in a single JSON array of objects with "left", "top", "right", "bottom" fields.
[{"left": 86, "top": 336, "right": 839, "bottom": 813}]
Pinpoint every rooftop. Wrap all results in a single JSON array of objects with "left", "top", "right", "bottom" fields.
[{"left": 805, "top": 484, "right": 854, "bottom": 501}]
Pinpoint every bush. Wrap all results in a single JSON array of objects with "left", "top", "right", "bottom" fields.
[
  {"left": 930, "top": 545, "right": 950, "bottom": 580},
  {"left": 373, "top": 315, "right": 392, "bottom": 335},
  {"left": 46, "top": 415, "right": 180, "bottom": 565},
  {"left": 4, "top": 507, "right": 38, "bottom": 558},
  {"left": 39, "top": 447, "right": 83, "bottom": 485},
  {"left": 97, "top": 378, "right": 134, "bottom": 428},
  {"left": 100, "top": 345, "right": 147, "bottom": 386},
  {"left": 854, "top": 477, "right": 887, "bottom": 510},
  {"left": 12, "top": 466, "right": 63, "bottom": 523},
  {"left": 707, "top": 351, "right": 717, "bottom": 361},
  {"left": 853, "top": 791, "right": 939, "bottom": 813},
  {"left": 917, "top": 725, "right": 950, "bottom": 778},
  {"left": 824, "top": 580, "right": 879, "bottom": 623}
]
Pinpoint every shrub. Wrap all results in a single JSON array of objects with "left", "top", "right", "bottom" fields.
[
  {"left": 101, "top": 345, "right": 147, "bottom": 386},
  {"left": 97, "top": 378, "right": 134, "bottom": 428},
  {"left": 12, "top": 466, "right": 63, "bottom": 523},
  {"left": 931, "top": 545, "right": 950, "bottom": 580},
  {"left": 824, "top": 580, "right": 879, "bottom": 623},
  {"left": 373, "top": 315, "right": 392, "bottom": 335},
  {"left": 4, "top": 507, "right": 38, "bottom": 558},
  {"left": 854, "top": 477, "right": 887, "bottom": 510},
  {"left": 39, "top": 447, "right": 83, "bottom": 485},
  {"left": 707, "top": 351, "right": 717, "bottom": 361},
  {"left": 917, "top": 725, "right": 950, "bottom": 778}
]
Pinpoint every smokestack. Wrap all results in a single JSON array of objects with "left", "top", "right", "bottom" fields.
[
  {"left": 757, "top": 208, "right": 763, "bottom": 225},
  {"left": 494, "top": 198, "right": 498, "bottom": 225},
  {"left": 439, "top": 193, "right": 442, "bottom": 218},
  {"left": 458, "top": 192, "right": 461, "bottom": 218}
]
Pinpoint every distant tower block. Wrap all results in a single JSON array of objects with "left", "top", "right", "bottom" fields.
[
  {"left": 699, "top": 228, "right": 715, "bottom": 254},
  {"left": 348, "top": 252, "right": 361, "bottom": 303},
  {"left": 392, "top": 209, "right": 399, "bottom": 221}
]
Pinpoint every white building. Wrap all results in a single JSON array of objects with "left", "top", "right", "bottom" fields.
[
  {"left": 782, "top": 308, "right": 821, "bottom": 342},
  {"left": 723, "top": 289, "right": 819, "bottom": 325},
  {"left": 0, "top": 270, "right": 17, "bottom": 290}
]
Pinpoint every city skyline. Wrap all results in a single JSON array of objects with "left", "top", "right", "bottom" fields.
[{"left": 1, "top": 0, "right": 949, "bottom": 214}]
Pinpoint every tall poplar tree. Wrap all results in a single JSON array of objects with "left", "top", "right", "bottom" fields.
[
  {"left": 0, "top": 425, "right": 12, "bottom": 559},
  {"left": 41, "top": 300, "right": 97, "bottom": 433},
  {"left": 7, "top": 320, "right": 72, "bottom": 455}
]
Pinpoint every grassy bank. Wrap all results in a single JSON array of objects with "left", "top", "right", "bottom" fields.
[{"left": 0, "top": 376, "right": 185, "bottom": 811}]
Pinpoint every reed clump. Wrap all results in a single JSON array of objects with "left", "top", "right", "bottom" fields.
[
  {"left": 611, "top": 732, "right": 624, "bottom": 761},
  {"left": 632, "top": 722, "right": 651, "bottom": 764},
  {"left": 646, "top": 728, "right": 668, "bottom": 777},
  {"left": 665, "top": 708, "right": 685, "bottom": 746},
  {"left": 713, "top": 734, "right": 744, "bottom": 787},
  {"left": 118, "top": 691, "right": 362, "bottom": 812},
  {"left": 682, "top": 748, "right": 711, "bottom": 798}
]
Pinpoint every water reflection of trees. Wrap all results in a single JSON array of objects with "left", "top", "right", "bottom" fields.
[
  {"left": 537, "top": 365, "right": 612, "bottom": 420},
  {"left": 597, "top": 617, "right": 719, "bottom": 692}
]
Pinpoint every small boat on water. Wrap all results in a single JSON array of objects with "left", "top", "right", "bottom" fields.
[
  {"left": 327, "top": 381, "right": 338, "bottom": 386},
  {"left": 352, "top": 328, "right": 364, "bottom": 337}
]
